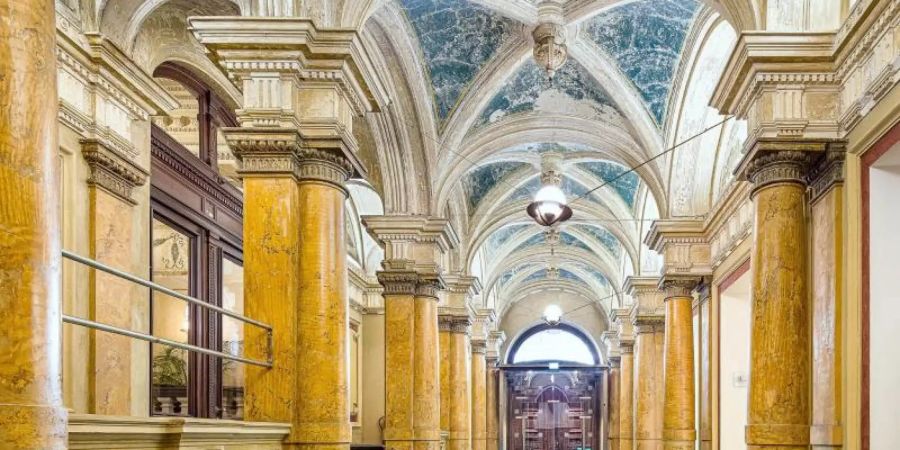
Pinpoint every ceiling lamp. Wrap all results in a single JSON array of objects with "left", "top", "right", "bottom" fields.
[
  {"left": 532, "top": 1, "right": 568, "bottom": 80},
  {"left": 527, "top": 183, "right": 573, "bottom": 226},
  {"left": 543, "top": 304, "right": 563, "bottom": 326}
]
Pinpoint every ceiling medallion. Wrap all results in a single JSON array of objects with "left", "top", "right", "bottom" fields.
[
  {"left": 532, "top": 22, "right": 567, "bottom": 81},
  {"left": 532, "top": 0, "right": 568, "bottom": 81}
]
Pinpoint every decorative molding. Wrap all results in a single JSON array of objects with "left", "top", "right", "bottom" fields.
[
  {"left": 471, "top": 340, "right": 487, "bottom": 355},
  {"left": 415, "top": 272, "right": 444, "bottom": 299},
  {"left": 660, "top": 276, "right": 701, "bottom": 299},
  {"left": 362, "top": 216, "right": 460, "bottom": 262},
  {"left": 807, "top": 144, "right": 847, "bottom": 203},
  {"left": 81, "top": 139, "right": 148, "bottom": 205},
  {"left": 151, "top": 126, "right": 243, "bottom": 218},
  {"left": 376, "top": 270, "right": 419, "bottom": 296}
]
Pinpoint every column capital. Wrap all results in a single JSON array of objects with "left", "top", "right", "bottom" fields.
[
  {"left": 471, "top": 339, "right": 487, "bottom": 355},
  {"left": 645, "top": 218, "right": 712, "bottom": 278},
  {"left": 416, "top": 271, "right": 445, "bottom": 300},
  {"left": 376, "top": 269, "right": 419, "bottom": 296},
  {"left": 735, "top": 138, "right": 843, "bottom": 196},
  {"left": 81, "top": 138, "right": 148, "bottom": 205},
  {"left": 807, "top": 143, "right": 847, "bottom": 203},
  {"left": 486, "top": 330, "right": 506, "bottom": 361},
  {"left": 613, "top": 308, "right": 635, "bottom": 350},
  {"left": 625, "top": 276, "right": 665, "bottom": 329},
  {"left": 601, "top": 330, "right": 621, "bottom": 361},
  {"left": 659, "top": 276, "right": 702, "bottom": 300}
]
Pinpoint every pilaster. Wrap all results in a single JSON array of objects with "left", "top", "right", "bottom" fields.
[
  {"left": 626, "top": 277, "right": 665, "bottom": 450},
  {"left": 614, "top": 308, "right": 635, "bottom": 450}
]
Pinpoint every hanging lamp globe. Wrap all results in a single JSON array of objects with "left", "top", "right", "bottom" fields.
[
  {"left": 527, "top": 184, "right": 573, "bottom": 226},
  {"left": 543, "top": 304, "right": 563, "bottom": 326}
]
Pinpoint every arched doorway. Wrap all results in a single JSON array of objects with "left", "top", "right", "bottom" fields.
[{"left": 503, "top": 323, "right": 605, "bottom": 450}]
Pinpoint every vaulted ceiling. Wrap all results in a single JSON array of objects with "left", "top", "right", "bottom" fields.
[{"left": 389, "top": 0, "right": 702, "bottom": 320}]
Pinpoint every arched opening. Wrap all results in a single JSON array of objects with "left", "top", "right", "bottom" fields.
[
  {"left": 503, "top": 322, "right": 605, "bottom": 450},
  {"left": 506, "top": 322, "right": 601, "bottom": 366}
]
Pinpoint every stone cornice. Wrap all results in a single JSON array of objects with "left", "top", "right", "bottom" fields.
[
  {"left": 711, "top": 32, "right": 837, "bottom": 116},
  {"left": 645, "top": 218, "right": 712, "bottom": 279},
  {"left": 442, "top": 273, "right": 483, "bottom": 297},
  {"left": 487, "top": 330, "right": 506, "bottom": 360},
  {"left": 362, "top": 215, "right": 460, "bottom": 260},
  {"left": 188, "top": 17, "right": 384, "bottom": 115},
  {"left": 81, "top": 138, "right": 148, "bottom": 205},
  {"left": 57, "top": 31, "right": 177, "bottom": 118}
]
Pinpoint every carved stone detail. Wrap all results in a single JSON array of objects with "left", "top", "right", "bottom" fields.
[
  {"left": 81, "top": 138, "right": 148, "bottom": 205},
  {"left": 472, "top": 340, "right": 487, "bottom": 355},
  {"left": 416, "top": 274, "right": 443, "bottom": 299},
  {"left": 532, "top": 22, "right": 567, "bottom": 80},
  {"left": 660, "top": 277, "right": 700, "bottom": 299},
  {"left": 744, "top": 150, "right": 811, "bottom": 194},
  {"left": 376, "top": 270, "right": 419, "bottom": 296},
  {"left": 296, "top": 148, "right": 353, "bottom": 189},
  {"left": 451, "top": 317, "right": 472, "bottom": 335},
  {"left": 439, "top": 315, "right": 455, "bottom": 333},
  {"left": 807, "top": 145, "right": 847, "bottom": 203}
]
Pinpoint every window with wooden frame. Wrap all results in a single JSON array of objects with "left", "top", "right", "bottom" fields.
[{"left": 149, "top": 62, "right": 244, "bottom": 419}]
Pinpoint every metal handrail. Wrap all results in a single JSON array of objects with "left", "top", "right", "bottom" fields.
[{"left": 61, "top": 249, "right": 273, "bottom": 368}]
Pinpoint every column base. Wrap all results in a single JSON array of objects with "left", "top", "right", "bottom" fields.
[
  {"left": 0, "top": 403, "right": 67, "bottom": 449},
  {"left": 664, "top": 428, "right": 697, "bottom": 449},
  {"left": 635, "top": 438, "right": 663, "bottom": 450},
  {"left": 385, "top": 439, "right": 441, "bottom": 450},
  {"left": 746, "top": 423, "right": 809, "bottom": 449}
]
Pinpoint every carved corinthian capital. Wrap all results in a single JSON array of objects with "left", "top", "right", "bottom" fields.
[
  {"left": 81, "top": 138, "right": 148, "bottom": 205},
  {"left": 660, "top": 276, "right": 701, "bottom": 299},
  {"left": 376, "top": 269, "right": 418, "bottom": 296},
  {"left": 744, "top": 150, "right": 811, "bottom": 193}
]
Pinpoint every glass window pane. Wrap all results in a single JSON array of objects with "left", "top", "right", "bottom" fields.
[
  {"left": 151, "top": 218, "right": 192, "bottom": 416},
  {"left": 221, "top": 257, "right": 244, "bottom": 420},
  {"left": 512, "top": 329, "right": 595, "bottom": 365}
]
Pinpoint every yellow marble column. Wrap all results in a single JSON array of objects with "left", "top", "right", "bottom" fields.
[
  {"left": 295, "top": 149, "right": 353, "bottom": 450},
  {"left": 414, "top": 275, "right": 442, "bottom": 450},
  {"left": 661, "top": 278, "right": 698, "bottom": 450},
  {"left": 633, "top": 317, "right": 664, "bottom": 450},
  {"left": 471, "top": 340, "right": 488, "bottom": 450},
  {"left": 379, "top": 269, "right": 419, "bottom": 450},
  {"left": 620, "top": 343, "right": 635, "bottom": 450},
  {"left": 741, "top": 148, "right": 813, "bottom": 450},
  {"left": 0, "top": 0, "right": 68, "bottom": 447},
  {"left": 228, "top": 131, "right": 352, "bottom": 450},
  {"left": 440, "top": 315, "right": 453, "bottom": 438},
  {"left": 809, "top": 150, "right": 845, "bottom": 450},
  {"left": 449, "top": 317, "right": 472, "bottom": 450},
  {"left": 486, "top": 357, "right": 500, "bottom": 450},
  {"left": 608, "top": 357, "right": 622, "bottom": 450}
]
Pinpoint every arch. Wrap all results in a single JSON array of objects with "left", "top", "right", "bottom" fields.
[{"left": 505, "top": 321, "right": 602, "bottom": 366}]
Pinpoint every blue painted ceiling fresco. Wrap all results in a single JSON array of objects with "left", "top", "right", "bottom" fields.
[
  {"left": 559, "top": 232, "right": 594, "bottom": 254},
  {"left": 506, "top": 177, "right": 542, "bottom": 203},
  {"left": 572, "top": 224, "right": 621, "bottom": 257},
  {"left": 477, "top": 59, "right": 622, "bottom": 127},
  {"left": 584, "top": 0, "right": 699, "bottom": 124},
  {"left": 576, "top": 161, "right": 640, "bottom": 207},
  {"left": 463, "top": 161, "right": 528, "bottom": 211},
  {"left": 486, "top": 223, "right": 530, "bottom": 252},
  {"left": 400, "top": 0, "right": 518, "bottom": 120}
]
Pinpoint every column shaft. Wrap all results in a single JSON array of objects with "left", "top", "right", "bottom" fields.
[
  {"left": 634, "top": 325, "right": 664, "bottom": 450},
  {"left": 440, "top": 324, "right": 452, "bottom": 435},
  {"left": 295, "top": 174, "right": 351, "bottom": 450},
  {"left": 745, "top": 151, "right": 811, "bottom": 449},
  {"left": 620, "top": 350, "right": 635, "bottom": 450},
  {"left": 414, "top": 287, "right": 441, "bottom": 450},
  {"left": 472, "top": 345, "right": 487, "bottom": 450},
  {"left": 608, "top": 364, "right": 621, "bottom": 450},
  {"left": 242, "top": 176, "right": 301, "bottom": 424},
  {"left": 449, "top": 327, "right": 471, "bottom": 450},
  {"left": 698, "top": 298, "right": 712, "bottom": 450},
  {"left": 0, "top": 0, "right": 68, "bottom": 446},
  {"left": 382, "top": 274, "right": 418, "bottom": 450},
  {"left": 486, "top": 363, "right": 499, "bottom": 450},
  {"left": 662, "top": 286, "right": 696, "bottom": 450}
]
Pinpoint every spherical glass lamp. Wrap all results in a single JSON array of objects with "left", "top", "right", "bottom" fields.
[
  {"left": 526, "top": 185, "right": 573, "bottom": 227},
  {"left": 543, "top": 304, "right": 563, "bottom": 326}
]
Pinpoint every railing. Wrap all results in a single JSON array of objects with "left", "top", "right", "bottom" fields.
[{"left": 61, "top": 249, "right": 273, "bottom": 368}]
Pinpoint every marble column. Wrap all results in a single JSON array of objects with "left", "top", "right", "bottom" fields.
[
  {"left": 619, "top": 343, "right": 635, "bottom": 450},
  {"left": 661, "top": 278, "right": 698, "bottom": 450},
  {"left": 0, "top": 0, "right": 68, "bottom": 447},
  {"left": 447, "top": 317, "right": 472, "bottom": 450},
  {"left": 379, "top": 269, "right": 420, "bottom": 450},
  {"left": 228, "top": 131, "right": 353, "bottom": 450},
  {"left": 440, "top": 316, "right": 453, "bottom": 439},
  {"left": 809, "top": 149, "right": 845, "bottom": 450},
  {"left": 295, "top": 149, "right": 353, "bottom": 450},
  {"left": 486, "top": 357, "right": 500, "bottom": 450},
  {"left": 633, "top": 317, "right": 664, "bottom": 450},
  {"left": 742, "top": 148, "right": 812, "bottom": 450},
  {"left": 471, "top": 340, "right": 488, "bottom": 450},
  {"left": 696, "top": 285, "right": 712, "bottom": 450},
  {"left": 414, "top": 275, "right": 442, "bottom": 450},
  {"left": 607, "top": 357, "right": 622, "bottom": 450}
]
